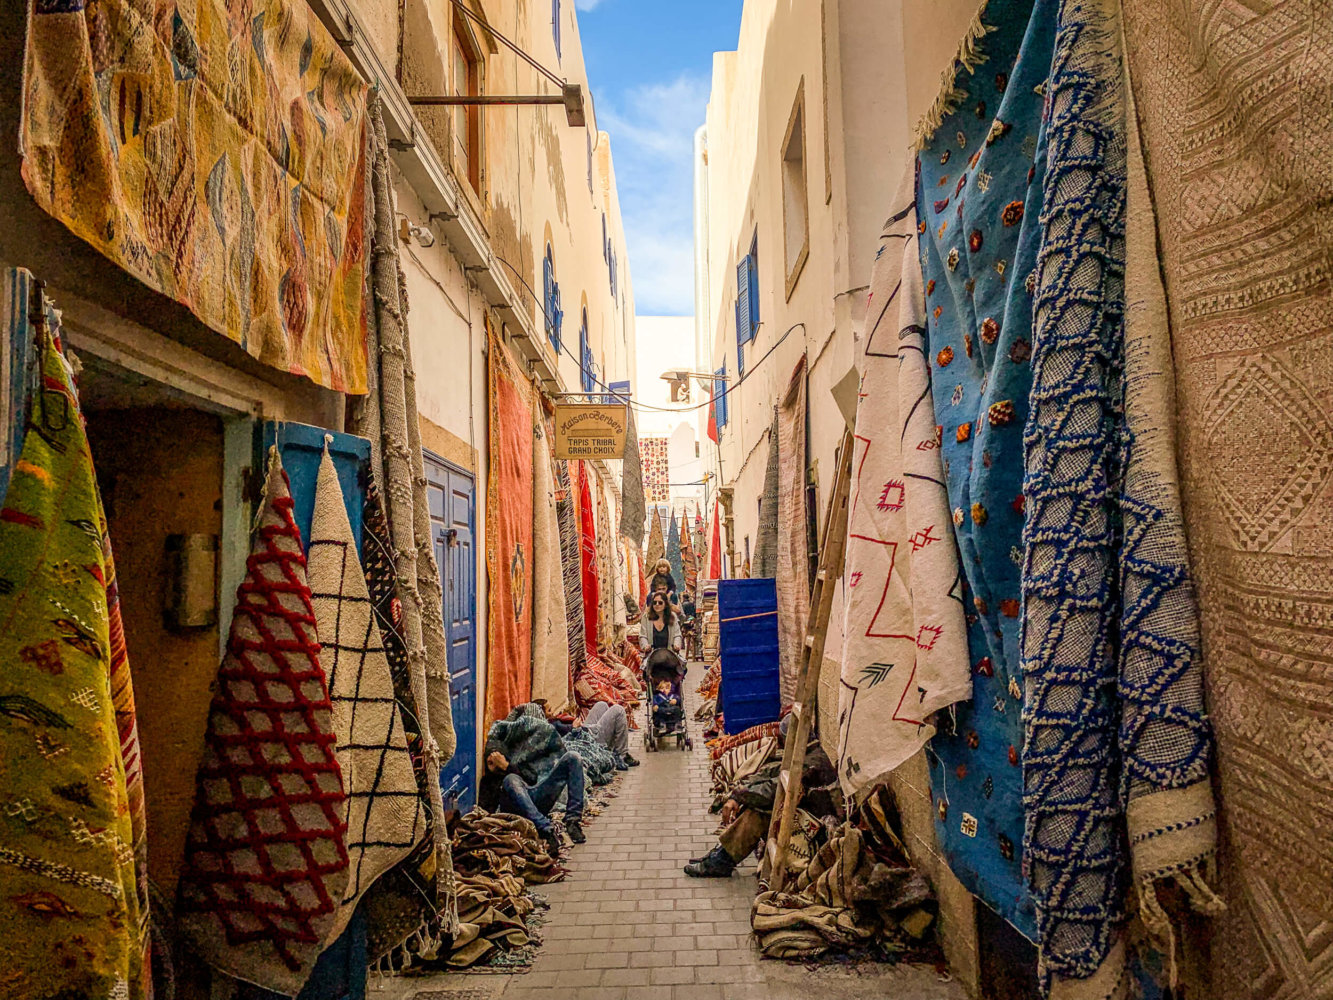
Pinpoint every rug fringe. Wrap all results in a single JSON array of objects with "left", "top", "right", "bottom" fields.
[
  {"left": 1136, "top": 858, "right": 1226, "bottom": 989},
  {"left": 911, "top": 1, "right": 997, "bottom": 152}
]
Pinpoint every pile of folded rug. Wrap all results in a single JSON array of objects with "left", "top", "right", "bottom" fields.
[
  {"left": 445, "top": 812, "right": 565, "bottom": 969},
  {"left": 751, "top": 787, "right": 936, "bottom": 961}
]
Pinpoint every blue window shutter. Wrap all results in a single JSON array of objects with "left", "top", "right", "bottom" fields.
[
  {"left": 736, "top": 257, "right": 752, "bottom": 373},
  {"left": 734, "top": 298, "right": 745, "bottom": 374},
  {"left": 553, "top": 0, "right": 561, "bottom": 58},
  {"left": 714, "top": 366, "right": 728, "bottom": 429},
  {"left": 543, "top": 255, "right": 555, "bottom": 345},
  {"left": 553, "top": 283, "right": 563, "bottom": 349},
  {"left": 748, "top": 255, "right": 760, "bottom": 331}
]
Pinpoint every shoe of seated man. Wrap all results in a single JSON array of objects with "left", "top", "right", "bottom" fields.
[
  {"left": 540, "top": 825, "right": 562, "bottom": 858},
  {"left": 564, "top": 818, "right": 586, "bottom": 844},
  {"left": 622, "top": 752, "right": 640, "bottom": 767},
  {"left": 684, "top": 844, "right": 735, "bottom": 878},
  {"left": 614, "top": 754, "right": 630, "bottom": 772}
]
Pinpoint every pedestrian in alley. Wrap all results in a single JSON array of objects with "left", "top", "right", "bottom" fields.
[
  {"left": 480, "top": 704, "right": 588, "bottom": 855},
  {"left": 649, "top": 558, "right": 679, "bottom": 604},
  {"left": 639, "top": 590, "right": 686, "bottom": 677}
]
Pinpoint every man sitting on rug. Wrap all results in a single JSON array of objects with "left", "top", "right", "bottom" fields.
[
  {"left": 685, "top": 721, "right": 839, "bottom": 878},
  {"left": 480, "top": 704, "right": 587, "bottom": 855}
]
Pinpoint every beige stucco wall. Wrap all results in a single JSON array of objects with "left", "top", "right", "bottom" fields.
[{"left": 698, "top": 1, "right": 991, "bottom": 991}]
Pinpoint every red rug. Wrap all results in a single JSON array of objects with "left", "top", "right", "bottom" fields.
[
  {"left": 576, "top": 461, "right": 600, "bottom": 656},
  {"left": 485, "top": 337, "right": 535, "bottom": 726},
  {"left": 177, "top": 456, "right": 349, "bottom": 995}
]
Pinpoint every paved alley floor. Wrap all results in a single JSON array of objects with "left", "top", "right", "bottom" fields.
[{"left": 382, "top": 665, "right": 966, "bottom": 1000}]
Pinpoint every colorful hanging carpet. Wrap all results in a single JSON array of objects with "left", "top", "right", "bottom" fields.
[
  {"left": 1022, "top": 1, "right": 1223, "bottom": 994},
  {"left": 308, "top": 448, "right": 425, "bottom": 943},
  {"left": 680, "top": 510, "right": 698, "bottom": 595},
  {"left": 1120, "top": 3, "right": 1333, "bottom": 996},
  {"left": 836, "top": 177, "right": 972, "bottom": 800},
  {"left": 594, "top": 476, "right": 616, "bottom": 647},
  {"left": 357, "top": 481, "right": 446, "bottom": 969},
  {"left": 576, "top": 462, "right": 601, "bottom": 655},
  {"left": 707, "top": 500, "right": 722, "bottom": 580},
  {"left": 532, "top": 419, "right": 571, "bottom": 708},
  {"left": 485, "top": 336, "right": 534, "bottom": 726},
  {"left": 619, "top": 407, "right": 646, "bottom": 545},
  {"left": 177, "top": 454, "right": 349, "bottom": 995},
  {"left": 913, "top": 0, "right": 1052, "bottom": 942},
  {"left": 21, "top": 0, "right": 369, "bottom": 393},
  {"left": 752, "top": 414, "right": 780, "bottom": 579},
  {"left": 554, "top": 458, "right": 587, "bottom": 679},
  {"left": 775, "top": 357, "right": 810, "bottom": 705},
  {"left": 0, "top": 290, "right": 148, "bottom": 1000},
  {"left": 645, "top": 504, "right": 666, "bottom": 572},
  {"left": 666, "top": 514, "right": 684, "bottom": 597}
]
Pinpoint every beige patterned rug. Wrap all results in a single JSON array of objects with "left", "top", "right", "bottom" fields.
[{"left": 1123, "top": 3, "right": 1333, "bottom": 996}]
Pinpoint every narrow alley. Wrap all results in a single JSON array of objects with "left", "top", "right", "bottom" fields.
[
  {"left": 1, "top": 1, "right": 1329, "bottom": 1000},
  {"left": 382, "top": 667, "right": 965, "bottom": 1000}
]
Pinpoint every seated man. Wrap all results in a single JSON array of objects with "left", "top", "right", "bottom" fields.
[
  {"left": 479, "top": 704, "right": 587, "bottom": 856},
  {"left": 685, "top": 726, "right": 838, "bottom": 878}
]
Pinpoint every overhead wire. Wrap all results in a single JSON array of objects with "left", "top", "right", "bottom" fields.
[{"left": 492, "top": 253, "right": 803, "bottom": 415}]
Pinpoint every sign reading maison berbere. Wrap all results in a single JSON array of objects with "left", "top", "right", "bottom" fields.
[{"left": 553, "top": 403, "right": 629, "bottom": 460}]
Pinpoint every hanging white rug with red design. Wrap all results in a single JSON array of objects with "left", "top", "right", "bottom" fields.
[{"left": 836, "top": 179, "right": 972, "bottom": 798}]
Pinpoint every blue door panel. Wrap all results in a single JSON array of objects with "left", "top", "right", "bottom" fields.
[
  {"left": 257, "top": 421, "right": 372, "bottom": 556},
  {"left": 426, "top": 453, "right": 477, "bottom": 813},
  {"left": 718, "top": 578, "right": 781, "bottom": 735}
]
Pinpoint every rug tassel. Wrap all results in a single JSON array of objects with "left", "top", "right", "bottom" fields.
[
  {"left": 911, "top": 0, "right": 997, "bottom": 151},
  {"left": 1138, "top": 876, "right": 1177, "bottom": 987}
]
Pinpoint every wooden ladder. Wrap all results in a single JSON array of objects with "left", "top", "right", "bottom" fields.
[{"left": 760, "top": 427, "right": 855, "bottom": 892}]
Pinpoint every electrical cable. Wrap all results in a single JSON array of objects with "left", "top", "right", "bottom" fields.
[{"left": 492, "top": 252, "right": 803, "bottom": 415}]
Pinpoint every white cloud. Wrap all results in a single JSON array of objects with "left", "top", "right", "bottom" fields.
[{"left": 601, "top": 73, "right": 710, "bottom": 315}]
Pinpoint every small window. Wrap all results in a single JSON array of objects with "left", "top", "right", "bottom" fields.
[
  {"left": 579, "top": 308, "right": 594, "bottom": 393},
  {"left": 714, "top": 366, "right": 728, "bottom": 429},
  {"left": 543, "top": 244, "right": 562, "bottom": 349},
  {"left": 781, "top": 81, "right": 810, "bottom": 297},
  {"left": 452, "top": 13, "right": 483, "bottom": 194},
  {"left": 552, "top": 0, "right": 561, "bottom": 60}
]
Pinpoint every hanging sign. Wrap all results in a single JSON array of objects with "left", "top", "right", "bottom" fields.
[{"left": 553, "top": 403, "right": 629, "bottom": 459}]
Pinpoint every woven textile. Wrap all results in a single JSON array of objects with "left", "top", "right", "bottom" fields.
[
  {"left": 1121, "top": 3, "right": 1333, "bottom": 995},
  {"left": 485, "top": 335, "right": 534, "bottom": 726},
  {"left": 1024, "top": 4, "right": 1222, "bottom": 994},
  {"left": 532, "top": 420, "right": 571, "bottom": 708},
  {"left": 554, "top": 459, "right": 587, "bottom": 678},
  {"left": 640, "top": 437, "right": 670, "bottom": 505},
  {"left": 645, "top": 504, "right": 666, "bottom": 572},
  {"left": 619, "top": 408, "right": 647, "bottom": 544},
  {"left": 356, "top": 101, "right": 456, "bottom": 939},
  {"left": 308, "top": 448, "right": 425, "bottom": 943},
  {"left": 21, "top": 0, "right": 368, "bottom": 393},
  {"left": 680, "top": 510, "right": 698, "bottom": 594},
  {"left": 177, "top": 455, "right": 348, "bottom": 995},
  {"left": 775, "top": 358, "right": 810, "bottom": 705},
  {"left": 914, "top": 0, "right": 1052, "bottom": 940},
  {"left": 666, "top": 515, "right": 684, "bottom": 600},
  {"left": 576, "top": 462, "right": 601, "bottom": 655},
  {"left": 357, "top": 482, "right": 445, "bottom": 969},
  {"left": 593, "top": 477, "right": 616, "bottom": 648},
  {"left": 753, "top": 416, "right": 780, "bottom": 579},
  {"left": 0, "top": 304, "right": 147, "bottom": 1000},
  {"left": 837, "top": 179, "right": 972, "bottom": 800}
]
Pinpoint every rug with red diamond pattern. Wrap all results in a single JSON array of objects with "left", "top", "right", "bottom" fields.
[{"left": 177, "top": 456, "right": 349, "bottom": 996}]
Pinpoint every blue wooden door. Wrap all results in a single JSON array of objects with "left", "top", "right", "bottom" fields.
[
  {"left": 425, "top": 453, "right": 477, "bottom": 813},
  {"left": 256, "top": 422, "right": 371, "bottom": 556}
]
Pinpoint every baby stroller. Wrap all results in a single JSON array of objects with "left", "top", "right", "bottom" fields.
[{"left": 643, "top": 651, "right": 693, "bottom": 753}]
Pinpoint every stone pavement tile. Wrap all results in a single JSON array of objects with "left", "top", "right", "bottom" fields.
[
  {"left": 601, "top": 968, "right": 651, "bottom": 987},
  {"left": 674, "top": 985, "right": 725, "bottom": 1000},
  {"left": 650, "top": 965, "right": 698, "bottom": 986}
]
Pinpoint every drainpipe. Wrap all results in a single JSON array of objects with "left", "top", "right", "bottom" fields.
[{"left": 692, "top": 124, "right": 710, "bottom": 451}]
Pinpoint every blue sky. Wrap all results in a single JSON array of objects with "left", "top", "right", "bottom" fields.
[{"left": 575, "top": 0, "right": 744, "bottom": 317}]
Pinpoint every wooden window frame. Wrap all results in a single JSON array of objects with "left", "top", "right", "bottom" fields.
[
  {"left": 780, "top": 78, "right": 810, "bottom": 300},
  {"left": 452, "top": 10, "right": 485, "bottom": 195}
]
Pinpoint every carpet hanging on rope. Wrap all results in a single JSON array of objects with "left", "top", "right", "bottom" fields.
[
  {"left": 619, "top": 407, "right": 647, "bottom": 546},
  {"left": 554, "top": 458, "right": 587, "bottom": 679},
  {"left": 836, "top": 175, "right": 972, "bottom": 801},
  {"left": 912, "top": 0, "right": 1051, "bottom": 943},
  {"left": 680, "top": 509, "right": 698, "bottom": 595},
  {"left": 308, "top": 447, "right": 425, "bottom": 944},
  {"left": 485, "top": 335, "right": 535, "bottom": 726},
  {"left": 20, "top": 0, "right": 370, "bottom": 393},
  {"left": 0, "top": 273, "right": 150, "bottom": 1000},
  {"left": 775, "top": 357, "right": 810, "bottom": 705},
  {"left": 177, "top": 452, "right": 349, "bottom": 996},
  {"left": 575, "top": 461, "right": 601, "bottom": 656},
  {"left": 707, "top": 500, "right": 722, "bottom": 580},
  {"left": 645, "top": 505, "right": 666, "bottom": 572},
  {"left": 666, "top": 514, "right": 684, "bottom": 596},
  {"left": 532, "top": 417, "right": 572, "bottom": 707},
  {"left": 1117, "top": 1, "right": 1331, "bottom": 992}
]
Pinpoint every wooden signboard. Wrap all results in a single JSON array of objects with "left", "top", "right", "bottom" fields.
[{"left": 553, "top": 402, "right": 629, "bottom": 460}]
